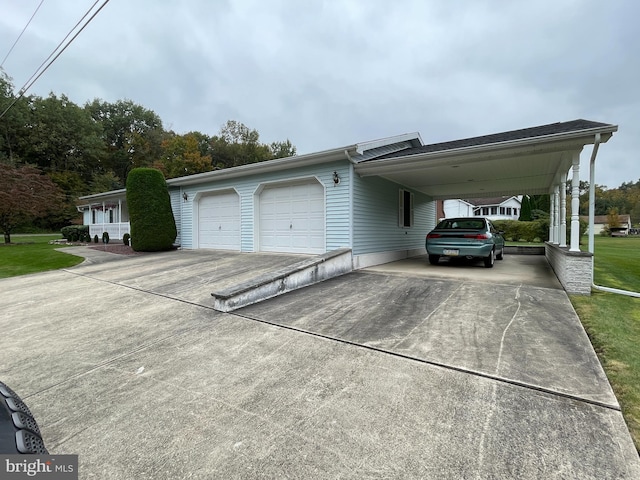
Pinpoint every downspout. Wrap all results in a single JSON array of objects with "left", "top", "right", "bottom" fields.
[
  {"left": 345, "top": 150, "right": 354, "bottom": 259},
  {"left": 589, "top": 133, "right": 640, "bottom": 298}
]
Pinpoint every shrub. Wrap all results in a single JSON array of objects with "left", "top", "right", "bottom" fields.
[
  {"left": 102, "top": 231, "right": 110, "bottom": 244},
  {"left": 61, "top": 225, "right": 89, "bottom": 242},
  {"left": 126, "top": 168, "right": 177, "bottom": 252},
  {"left": 93, "top": 235, "right": 99, "bottom": 243},
  {"left": 123, "top": 233, "right": 131, "bottom": 246},
  {"left": 492, "top": 219, "right": 549, "bottom": 242}
]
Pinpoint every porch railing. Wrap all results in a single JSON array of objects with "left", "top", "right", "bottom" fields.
[{"left": 89, "top": 223, "right": 130, "bottom": 240}]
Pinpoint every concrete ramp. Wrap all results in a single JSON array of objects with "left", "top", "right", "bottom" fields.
[{"left": 211, "top": 248, "right": 352, "bottom": 312}]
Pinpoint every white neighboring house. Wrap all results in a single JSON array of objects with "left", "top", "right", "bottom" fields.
[
  {"left": 579, "top": 214, "right": 632, "bottom": 235},
  {"left": 442, "top": 196, "right": 522, "bottom": 221}
]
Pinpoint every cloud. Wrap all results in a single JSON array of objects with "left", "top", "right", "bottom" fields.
[{"left": 0, "top": 0, "right": 638, "bottom": 188}]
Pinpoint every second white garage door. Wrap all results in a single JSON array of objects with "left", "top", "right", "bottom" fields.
[
  {"left": 259, "top": 181, "right": 325, "bottom": 254},
  {"left": 198, "top": 191, "right": 240, "bottom": 250}
]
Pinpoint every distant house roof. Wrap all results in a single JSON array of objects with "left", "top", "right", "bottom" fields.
[
  {"left": 371, "top": 119, "right": 613, "bottom": 160},
  {"left": 463, "top": 196, "right": 520, "bottom": 207},
  {"left": 580, "top": 214, "right": 631, "bottom": 225}
]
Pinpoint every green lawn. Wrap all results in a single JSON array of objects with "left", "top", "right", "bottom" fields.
[
  {"left": 0, "top": 234, "right": 84, "bottom": 278},
  {"left": 571, "top": 235, "right": 640, "bottom": 452}
]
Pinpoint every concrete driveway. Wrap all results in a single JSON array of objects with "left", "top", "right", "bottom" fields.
[{"left": 0, "top": 248, "right": 638, "bottom": 479}]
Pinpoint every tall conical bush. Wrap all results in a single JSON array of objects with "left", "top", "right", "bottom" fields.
[{"left": 126, "top": 168, "right": 177, "bottom": 252}]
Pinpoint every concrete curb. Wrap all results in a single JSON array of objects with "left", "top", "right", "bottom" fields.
[{"left": 211, "top": 248, "right": 353, "bottom": 312}]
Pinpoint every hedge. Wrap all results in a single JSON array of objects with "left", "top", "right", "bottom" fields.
[{"left": 61, "top": 225, "right": 90, "bottom": 242}]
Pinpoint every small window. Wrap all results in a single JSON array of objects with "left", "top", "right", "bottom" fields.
[
  {"left": 513, "top": 208, "right": 518, "bottom": 216},
  {"left": 474, "top": 208, "right": 481, "bottom": 216},
  {"left": 490, "top": 207, "right": 497, "bottom": 215},
  {"left": 92, "top": 210, "right": 96, "bottom": 224},
  {"left": 500, "top": 207, "right": 505, "bottom": 214},
  {"left": 109, "top": 210, "right": 114, "bottom": 223},
  {"left": 506, "top": 207, "right": 512, "bottom": 215},
  {"left": 398, "top": 189, "right": 414, "bottom": 228},
  {"left": 482, "top": 207, "right": 489, "bottom": 215}
]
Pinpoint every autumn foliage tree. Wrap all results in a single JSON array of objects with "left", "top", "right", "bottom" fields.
[{"left": 0, "top": 163, "right": 63, "bottom": 243}]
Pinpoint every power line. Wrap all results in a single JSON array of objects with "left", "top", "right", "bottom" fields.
[
  {"left": 0, "top": 0, "right": 110, "bottom": 120},
  {"left": 0, "top": 0, "right": 46, "bottom": 68}
]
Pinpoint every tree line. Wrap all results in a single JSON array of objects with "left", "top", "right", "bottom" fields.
[{"left": 0, "top": 69, "right": 296, "bottom": 236}]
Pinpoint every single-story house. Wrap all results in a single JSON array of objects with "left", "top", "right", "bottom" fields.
[
  {"left": 580, "top": 214, "right": 632, "bottom": 235},
  {"left": 439, "top": 196, "right": 522, "bottom": 221},
  {"left": 78, "top": 119, "right": 618, "bottom": 293}
]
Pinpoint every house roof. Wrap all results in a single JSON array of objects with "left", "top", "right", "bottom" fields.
[
  {"left": 580, "top": 214, "right": 631, "bottom": 225},
  {"left": 463, "top": 196, "right": 520, "bottom": 207},
  {"left": 371, "top": 120, "right": 613, "bottom": 161},
  {"left": 354, "top": 119, "right": 617, "bottom": 199}
]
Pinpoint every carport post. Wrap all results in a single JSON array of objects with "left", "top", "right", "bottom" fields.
[
  {"left": 553, "top": 184, "right": 560, "bottom": 244},
  {"left": 548, "top": 191, "right": 555, "bottom": 244},
  {"left": 559, "top": 172, "right": 567, "bottom": 247},
  {"left": 570, "top": 153, "right": 581, "bottom": 252}
]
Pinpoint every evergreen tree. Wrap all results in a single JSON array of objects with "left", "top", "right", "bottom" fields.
[{"left": 126, "top": 168, "right": 177, "bottom": 251}]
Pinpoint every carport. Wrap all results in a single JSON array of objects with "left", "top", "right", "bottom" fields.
[{"left": 354, "top": 119, "right": 618, "bottom": 294}]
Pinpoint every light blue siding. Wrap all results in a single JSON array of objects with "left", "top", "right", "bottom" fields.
[
  {"left": 175, "top": 161, "right": 352, "bottom": 251},
  {"left": 169, "top": 189, "right": 182, "bottom": 245},
  {"left": 352, "top": 175, "right": 435, "bottom": 255}
]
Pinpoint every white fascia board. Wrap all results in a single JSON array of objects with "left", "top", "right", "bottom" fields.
[
  {"left": 355, "top": 132, "right": 423, "bottom": 154},
  {"left": 168, "top": 145, "right": 357, "bottom": 187},
  {"left": 78, "top": 188, "right": 127, "bottom": 202},
  {"left": 355, "top": 125, "right": 618, "bottom": 175}
]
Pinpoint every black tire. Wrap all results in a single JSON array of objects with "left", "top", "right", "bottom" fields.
[
  {"left": 496, "top": 246, "right": 504, "bottom": 260},
  {"left": 428, "top": 254, "right": 440, "bottom": 265},
  {"left": 0, "top": 381, "right": 48, "bottom": 454},
  {"left": 484, "top": 249, "right": 495, "bottom": 268}
]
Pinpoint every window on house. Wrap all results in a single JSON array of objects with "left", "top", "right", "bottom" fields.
[
  {"left": 500, "top": 207, "right": 505, "bottom": 215},
  {"left": 109, "top": 209, "right": 114, "bottom": 223},
  {"left": 506, "top": 208, "right": 512, "bottom": 215},
  {"left": 513, "top": 208, "right": 518, "bottom": 216},
  {"left": 482, "top": 207, "right": 489, "bottom": 215},
  {"left": 92, "top": 210, "right": 96, "bottom": 224},
  {"left": 398, "top": 189, "right": 414, "bottom": 228},
  {"left": 474, "top": 208, "right": 481, "bottom": 216},
  {"left": 490, "top": 207, "right": 497, "bottom": 215}
]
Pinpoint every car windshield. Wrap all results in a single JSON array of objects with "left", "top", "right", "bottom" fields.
[{"left": 436, "top": 219, "right": 486, "bottom": 230}]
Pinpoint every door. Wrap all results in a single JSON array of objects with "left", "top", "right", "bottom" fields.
[
  {"left": 197, "top": 191, "right": 240, "bottom": 250},
  {"left": 258, "top": 181, "right": 325, "bottom": 254}
]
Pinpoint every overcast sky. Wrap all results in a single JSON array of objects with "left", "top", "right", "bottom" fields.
[{"left": 1, "top": 0, "right": 638, "bottom": 189}]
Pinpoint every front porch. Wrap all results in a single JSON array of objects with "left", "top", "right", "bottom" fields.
[{"left": 88, "top": 222, "right": 130, "bottom": 240}]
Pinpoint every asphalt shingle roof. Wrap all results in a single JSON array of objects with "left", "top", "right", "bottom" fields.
[{"left": 373, "top": 119, "right": 614, "bottom": 161}]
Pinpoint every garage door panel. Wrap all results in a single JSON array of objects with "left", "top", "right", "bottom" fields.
[
  {"left": 259, "top": 182, "right": 325, "bottom": 254},
  {"left": 198, "top": 192, "right": 240, "bottom": 250}
]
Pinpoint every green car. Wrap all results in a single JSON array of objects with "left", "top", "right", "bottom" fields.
[{"left": 426, "top": 217, "right": 505, "bottom": 268}]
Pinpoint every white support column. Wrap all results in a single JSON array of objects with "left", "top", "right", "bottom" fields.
[
  {"left": 570, "top": 153, "right": 581, "bottom": 251},
  {"left": 560, "top": 172, "right": 567, "bottom": 247},
  {"left": 553, "top": 183, "right": 560, "bottom": 245},
  {"left": 549, "top": 191, "right": 556, "bottom": 243}
]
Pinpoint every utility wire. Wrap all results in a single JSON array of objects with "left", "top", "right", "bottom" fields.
[
  {"left": 0, "top": 0, "right": 46, "bottom": 68},
  {"left": 0, "top": 0, "right": 110, "bottom": 120}
]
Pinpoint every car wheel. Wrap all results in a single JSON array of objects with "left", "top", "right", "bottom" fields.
[
  {"left": 484, "top": 249, "right": 495, "bottom": 268},
  {"left": 0, "top": 381, "right": 48, "bottom": 454},
  {"left": 496, "top": 247, "right": 504, "bottom": 260},
  {"left": 428, "top": 254, "right": 440, "bottom": 265}
]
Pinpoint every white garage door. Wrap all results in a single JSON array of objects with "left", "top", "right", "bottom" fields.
[
  {"left": 198, "top": 191, "right": 240, "bottom": 250},
  {"left": 259, "top": 181, "right": 325, "bottom": 254}
]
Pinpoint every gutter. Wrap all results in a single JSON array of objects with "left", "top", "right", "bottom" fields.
[{"left": 587, "top": 133, "right": 640, "bottom": 298}]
